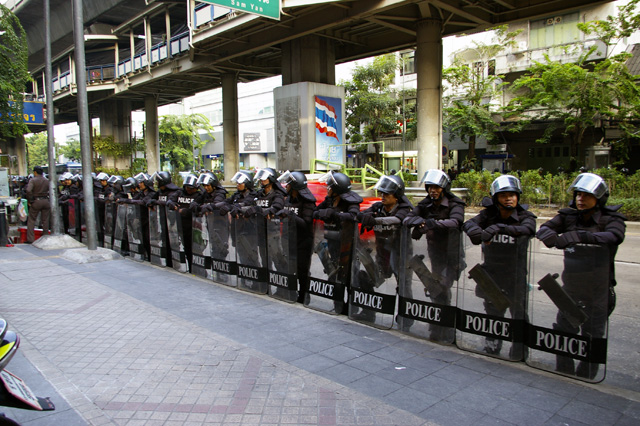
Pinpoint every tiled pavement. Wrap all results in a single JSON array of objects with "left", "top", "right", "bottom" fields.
[{"left": 0, "top": 244, "right": 638, "bottom": 426}]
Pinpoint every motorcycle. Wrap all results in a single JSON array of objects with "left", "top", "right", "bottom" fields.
[{"left": 0, "top": 318, "right": 54, "bottom": 425}]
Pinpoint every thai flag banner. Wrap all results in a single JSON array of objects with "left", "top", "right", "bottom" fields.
[
  {"left": 314, "top": 95, "right": 343, "bottom": 164},
  {"left": 315, "top": 96, "right": 339, "bottom": 140}
]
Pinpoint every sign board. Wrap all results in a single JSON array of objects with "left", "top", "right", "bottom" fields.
[
  {"left": 243, "top": 132, "right": 262, "bottom": 152},
  {"left": 0, "top": 101, "right": 45, "bottom": 125},
  {"left": 0, "top": 370, "right": 43, "bottom": 410},
  {"left": 198, "top": 0, "right": 280, "bottom": 20}
]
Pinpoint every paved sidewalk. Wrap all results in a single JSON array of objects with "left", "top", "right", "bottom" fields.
[{"left": 0, "top": 245, "right": 638, "bottom": 426}]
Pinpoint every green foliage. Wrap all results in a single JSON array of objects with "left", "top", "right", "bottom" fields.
[
  {"left": 26, "top": 132, "right": 50, "bottom": 170},
  {"left": 340, "top": 54, "right": 408, "bottom": 167},
  {"left": 159, "top": 114, "right": 214, "bottom": 172},
  {"left": 454, "top": 168, "right": 640, "bottom": 210},
  {"left": 609, "top": 198, "right": 640, "bottom": 221},
  {"left": 443, "top": 26, "right": 521, "bottom": 160},
  {"left": 57, "top": 139, "right": 82, "bottom": 162},
  {"left": 0, "top": 4, "right": 31, "bottom": 138},
  {"left": 505, "top": 2, "right": 640, "bottom": 152}
]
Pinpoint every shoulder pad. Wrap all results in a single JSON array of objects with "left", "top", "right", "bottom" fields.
[
  {"left": 298, "top": 187, "right": 317, "bottom": 203},
  {"left": 341, "top": 191, "right": 363, "bottom": 204},
  {"left": 448, "top": 195, "right": 465, "bottom": 206},
  {"left": 481, "top": 196, "right": 493, "bottom": 208},
  {"left": 603, "top": 205, "right": 627, "bottom": 220},
  {"left": 399, "top": 195, "right": 414, "bottom": 208},
  {"left": 559, "top": 207, "right": 577, "bottom": 215},
  {"left": 604, "top": 204, "right": 622, "bottom": 212}
]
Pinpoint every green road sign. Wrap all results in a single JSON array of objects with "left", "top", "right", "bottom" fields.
[{"left": 199, "top": 0, "right": 280, "bottom": 20}]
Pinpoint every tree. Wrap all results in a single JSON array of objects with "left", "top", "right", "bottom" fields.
[
  {"left": 26, "top": 132, "right": 50, "bottom": 170},
  {"left": 0, "top": 4, "right": 31, "bottom": 138},
  {"left": 158, "top": 114, "right": 214, "bottom": 172},
  {"left": 505, "top": 0, "right": 640, "bottom": 159},
  {"left": 341, "top": 54, "right": 405, "bottom": 168},
  {"left": 58, "top": 139, "right": 82, "bottom": 162},
  {"left": 443, "top": 26, "right": 521, "bottom": 166}
]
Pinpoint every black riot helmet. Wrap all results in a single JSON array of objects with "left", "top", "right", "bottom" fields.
[
  {"left": 421, "top": 169, "right": 451, "bottom": 193},
  {"left": 96, "top": 172, "right": 110, "bottom": 182},
  {"left": 254, "top": 167, "right": 279, "bottom": 187},
  {"left": 197, "top": 172, "right": 223, "bottom": 189},
  {"left": 568, "top": 172, "right": 609, "bottom": 207},
  {"left": 319, "top": 171, "right": 351, "bottom": 195},
  {"left": 123, "top": 177, "right": 138, "bottom": 193},
  {"left": 374, "top": 175, "right": 404, "bottom": 198},
  {"left": 134, "top": 172, "right": 154, "bottom": 189},
  {"left": 153, "top": 171, "right": 172, "bottom": 188},
  {"left": 107, "top": 175, "right": 125, "bottom": 191},
  {"left": 490, "top": 175, "right": 522, "bottom": 209},
  {"left": 278, "top": 170, "right": 307, "bottom": 191},
  {"left": 231, "top": 170, "right": 254, "bottom": 190},
  {"left": 182, "top": 174, "right": 198, "bottom": 189}
]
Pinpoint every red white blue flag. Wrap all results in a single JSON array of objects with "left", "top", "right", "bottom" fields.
[{"left": 315, "top": 96, "right": 339, "bottom": 140}]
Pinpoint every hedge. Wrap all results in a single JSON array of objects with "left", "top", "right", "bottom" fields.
[{"left": 453, "top": 168, "right": 640, "bottom": 220}]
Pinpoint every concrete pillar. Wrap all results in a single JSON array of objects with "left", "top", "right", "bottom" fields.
[
  {"left": 416, "top": 18, "right": 443, "bottom": 176},
  {"left": 14, "top": 134, "right": 27, "bottom": 176},
  {"left": 222, "top": 73, "right": 239, "bottom": 182},
  {"left": 98, "top": 99, "right": 132, "bottom": 170},
  {"left": 282, "top": 35, "right": 335, "bottom": 85},
  {"left": 145, "top": 95, "right": 160, "bottom": 174}
]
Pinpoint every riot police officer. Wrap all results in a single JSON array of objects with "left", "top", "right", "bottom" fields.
[
  {"left": 404, "top": 169, "right": 465, "bottom": 339},
  {"left": 536, "top": 172, "right": 626, "bottom": 379},
  {"left": 196, "top": 172, "right": 228, "bottom": 213},
  {"left": 168, "top": 174, "right": 201, "bottom": 271},
  {"left": 277, "top": 171, "right": 317, "bottom": 303},
  {"left": 314, "top": 171, "right": 362, "bottom": 314},
  {"left": 462, "top": 175, "right": 536, "bottom": 357},
  {"left": 223, "top": 170, "right": 258, "bottom": 214},
  {"left": 354, "top": 174, "right": 412, "bottom": 321},
  {"left": 150, "top": 171, "right": 180, "bottom": 207}
]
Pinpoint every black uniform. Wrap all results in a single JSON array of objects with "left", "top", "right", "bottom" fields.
[
  {"left": 281, "top": 187, "right": 316, "bottom": 303},
  {"left": 168, "top": 188, "right": 202, "bottom": 271},
  {"left": 462, "top": 197, "right": 536, "bottom": 355},
  {"left": 537, "top": 203, "right": 625, "bottom": 378}
]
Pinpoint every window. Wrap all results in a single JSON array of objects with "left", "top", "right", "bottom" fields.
[
  {"left": 400, "top": 51, "right": 415, "bottom": 75},
  {"left": 530, "top": 12, "right": 580, "bottom": 50},
  {"left": 487, "top": 59, "right": 496, "bottom": 76},
  {"left": 563, "top": 147, "right": 570, "bottom": 157},
  {"left": 554, "top": 147, "right": 560, "bottom": 157},
  {"left": 545, "top": 147, "right": 552, "bottom": 157},
  {"left": 528, "top": 148, "right": 535, "bottom": 158}
]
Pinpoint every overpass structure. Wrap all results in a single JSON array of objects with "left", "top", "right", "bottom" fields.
[{"left": 8, "top": 0, "right": 612, "bottom": 177}]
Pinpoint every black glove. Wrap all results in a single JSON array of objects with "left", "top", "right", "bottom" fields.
[
  {"left": 481, "top": 224, "right": 504, "bottom": 242},
  {"left": 130, "top": 199, "right": 144, "bottom": 206},
  {"left": 411, "top": 227, "right": 422, "bottom": 240},
  {"left": 315, "top": 209, "right": 334, "bottom": 222},
  {"left": 189, "top": 201, "right": 199, "bottom": 212},
  {"left": 219, "top": 204, "right": 232, "bottom": 215},
  {"left": 424, "top": 218, "right": 437, "bottom": 230},
  {"left": 556, "top": 230, "right": 593, "bottom": 249},
  {"left": 336, "top": 212, "right": 354, "bottom": 222},
  {"left": 359, "top": 213, "right": 376, "bottom": 228},
  {"left": 403, "top": 216, "right": 425, "bottom": 227},
  {"left": 243, "top": 206, "right": 258, "bottom": 217},
  {"left": 166, "top": 200, "right": 177, "bottom": 210},
  {"left": 145, "top": 199, "right": 156, "bottom": 208},
  {"left": 536, "top": 227, "right": 558, "bottom": 248}
]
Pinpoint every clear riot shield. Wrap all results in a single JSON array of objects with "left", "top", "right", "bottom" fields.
[
  {"left": 67, "top": 198, "right": 78, "bottom": 239},
  {"left": 148, "top": 205, "right": 170, "bottom": 267},
  {"left": 348, "top": 224, "right": 400, "bottom": 329},
  {"left": 191, "top": 214, "right": 212, "bottom": 279},
  {"left": 166, "top": 207, "right": 188, "bottom": 273},
  {"left": 103, "top": 202, "right": 115, "bottom": 249},
  {"left": 306, "top": 220, "right": 356, "bottom": 314},
  {"left": 456, "top": 234, "right": 532, "bottom": 361},
  {"left": 208, "top": 212, "right": 237, "bottom": 287},
  {"left": 397, "top": 227, "right": 463, "bottom": 343},
  {"left": 126, "top": 204, "right": 147, "bottom": 262},
  {"left": 234, "top": 215, "right": 268, "bottom": 294},
  {"left": 526, "top": 243, "right": 609, "bottom": 383},
  {"left": 267, "top": 217, "right": 297, "bottom": 303},
  {"left": 112, "top": 204, "right": 129, "bottom": 256}
]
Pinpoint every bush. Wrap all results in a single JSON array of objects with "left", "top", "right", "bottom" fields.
[
  {"left": 453, "top": 168, "right": 640, "bottom": 212},
  {"left": 609, "top": 197, "right": 640, "bottom": 221}
]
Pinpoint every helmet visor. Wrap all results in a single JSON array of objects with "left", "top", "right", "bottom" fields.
[
  {"left": 231, "top": 172, "right": 251, "bottom": 185},
  {"left": 277, "top": 170, "right": 294, "bottom": 187},
  {"left": 374, "top": 175, "right": 400, "bottom": 195},
  {"left": 420, "top": 170, "right": 449, "bottom": 188},
  {"left": 254, "top": 169, "right": 274, "bottom": 182},
  {"left": 96, "top": 172, "right": 109, "bottom": 181},
  {"left": 197, "top": 174, "right": 214, "bottom": 186},
  {"left": 318, "top": 171, "right": 337, "bottom": 187},
  {"left": 568, "top": 173, "right": 608, "bottom": 199},
  {"left": 490, "top": 175, "right": 522, "bottom": 196}
]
